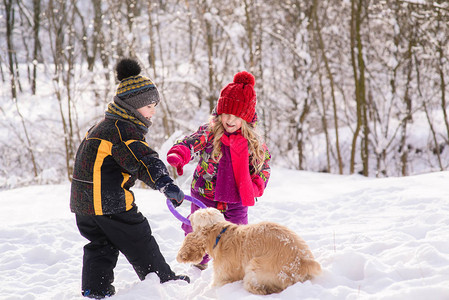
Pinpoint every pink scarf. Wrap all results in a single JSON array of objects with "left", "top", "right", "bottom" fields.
[{"left": 220, "top": 133, "right": 255, "bottom": 206}]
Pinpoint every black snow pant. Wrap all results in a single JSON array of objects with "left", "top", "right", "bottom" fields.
[{"left": 75, "top": 206, "right": 176, "bottom": 292}]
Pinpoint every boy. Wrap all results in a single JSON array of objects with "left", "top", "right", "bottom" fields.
[{"left": 70, "top": 58, "right": 189, "bottom": 298}]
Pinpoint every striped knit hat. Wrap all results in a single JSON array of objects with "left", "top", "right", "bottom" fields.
[{"left": 114, "top": 58, "right": 160, "bottom": 109}]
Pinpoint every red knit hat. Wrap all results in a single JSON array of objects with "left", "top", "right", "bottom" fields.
[{"left": 217, "top": 71, "right": 256, "bottom": 123}]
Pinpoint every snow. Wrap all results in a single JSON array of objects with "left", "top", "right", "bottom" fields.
[{"left": 1, "top": 168, "right": 449, "bottom": 299}]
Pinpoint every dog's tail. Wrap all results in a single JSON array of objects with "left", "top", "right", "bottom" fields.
[{"left": 299, "top": 258, "right": 322, "bottom": 281}]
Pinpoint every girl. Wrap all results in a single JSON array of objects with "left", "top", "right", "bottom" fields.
[{"left": 167, "top": 71, "right": 271, "bottom": 270}]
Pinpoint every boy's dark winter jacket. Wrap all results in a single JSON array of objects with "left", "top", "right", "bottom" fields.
[{"left": 70, "top": 117, "right": 171, "bottom": 215}]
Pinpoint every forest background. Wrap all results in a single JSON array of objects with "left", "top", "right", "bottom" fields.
[{"left": 1, "top": 0, "right": 449, "bottom": 189}]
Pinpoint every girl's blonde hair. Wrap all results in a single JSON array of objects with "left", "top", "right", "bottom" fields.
[{"left": 208, "top": 115, "right": 266, "bottom": 173}]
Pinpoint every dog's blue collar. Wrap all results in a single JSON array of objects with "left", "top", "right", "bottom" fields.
[{"left": 213, "top": 226, "right": 229, "bottom": 249}]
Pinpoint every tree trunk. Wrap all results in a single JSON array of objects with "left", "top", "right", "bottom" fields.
[
  {"left": 47, "top": 0, "right": 77, "bottom": 180},
  {"left": 243, "top": 0, "right": 255, "bottom": 70},
  {"left": 317, "top": 71, "right": 331, "bottom": 172},
  {"left": 436, "top": 10, "right": 449, "bottom": 145},
  {"left": 147, "top": 2, "right": 157, "bottom": 78},
  {"left": 399, "top": 20, "right": 415, "bottom": 176},
  {"left": 32, "top": 0, "right": 41, "bottom": 95},
  {"left": 350, "top": 0, "right": 369, "bottom": 176},
  {"left": 423, "top": 101, "right": 443, "bottom": 170}
]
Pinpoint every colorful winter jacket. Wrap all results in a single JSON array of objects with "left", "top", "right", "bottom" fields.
[
  {"left": 70, "top": 114, "right": 171, "bottom": 216},
  {"left": 173, "top": 123, "right": 271, "bottom": 202}
]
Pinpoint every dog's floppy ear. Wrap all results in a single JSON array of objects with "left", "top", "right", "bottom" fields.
[
  {"left": 190, "top": 208, "right": 225, "bottom": 232},
  {"left": 177, "top": 230, "right": 207, "bottom": 264}
]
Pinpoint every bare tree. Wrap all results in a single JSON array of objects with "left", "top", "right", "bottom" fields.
[
  {"left": 2, "top": 0, "right": 449, "bottom": 187},
  {"left": 435, "top": 6, "right": 449, "bottom": 146},
  {"left": 4, "top": 0, "right": 39, "bottom": 177},
  {"left": 349, "top": 0, "right": 369, "bottom": 176},
  {"left": 311, "top": 0, "right": 343, "bottom": 174},
  {"left": 46, "top": 0, "right": 79, "bottom": 180}
]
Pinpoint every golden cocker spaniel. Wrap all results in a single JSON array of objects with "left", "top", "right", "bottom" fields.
[{"left": 177, "top": 208, "right": 321, "bottom": 295}]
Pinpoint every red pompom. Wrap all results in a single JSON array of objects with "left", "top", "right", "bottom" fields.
[{"left": 233, "top": 71, "right": 255, "bottom": 87}]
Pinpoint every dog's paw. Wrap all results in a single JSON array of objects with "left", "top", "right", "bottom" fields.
[
  {"left": 177, "top": 251, "right": 204, "bottom": 264},
  {"left": 176, "top": 252, "right": 189, "bottom": 263}
]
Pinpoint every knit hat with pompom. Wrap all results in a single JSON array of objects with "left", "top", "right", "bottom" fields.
[
  {"left": 114, "top": 58, "right": 160, "bottom": 110},
  {"left": 112, "top": 58, "right": 160, "bottom": 128},
  {"left": 217, "top": 71, "right": 257, "bottom": 123}
]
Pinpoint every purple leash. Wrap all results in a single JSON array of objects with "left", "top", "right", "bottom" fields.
[{"left": 166, "top": 195, "right": 207, "bottom": 226}]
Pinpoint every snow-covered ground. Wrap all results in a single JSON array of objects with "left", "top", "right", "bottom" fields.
[{"left": 1, "top": 168, "right": 449, "bottom": 299}]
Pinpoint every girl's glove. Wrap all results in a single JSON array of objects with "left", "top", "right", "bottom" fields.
[
  {"left": 167, "top": 145, "right": 191, "bottom": 176},
  {"left": 167, "top": 153, "right": 185, "bottom": 176},
  {"left": 228, "top": 134, "right": 248, "bottom": 154},
  {"left": 252, "top": 175, "right": 265, "bottom": 197}
]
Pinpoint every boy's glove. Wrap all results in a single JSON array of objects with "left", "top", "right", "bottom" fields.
[
  {"left": 167, "top": 145, "right": 190, "bottom": 176},
  {"left": 156, "top": 176, "right": 185, "bottom": 207},
  {"left": 164, "top": 183, "right": 185, "bottom": 207}
]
